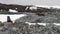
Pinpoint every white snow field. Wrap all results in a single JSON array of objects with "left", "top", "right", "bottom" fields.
[{"left": 0, "top": 14, "right": 27, "bottom": 22}]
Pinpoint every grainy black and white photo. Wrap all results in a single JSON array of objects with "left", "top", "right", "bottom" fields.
[{"left": 0, "top": 0, "right": 60, "bottom": 34}]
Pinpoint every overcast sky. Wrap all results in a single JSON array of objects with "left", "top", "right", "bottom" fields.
[{"left": 0, "top": 0, "right": 60, "bottom": 6}]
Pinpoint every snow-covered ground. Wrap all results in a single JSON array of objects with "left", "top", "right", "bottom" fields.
[{"left": 0, "top": 14, "right": 27, "bottom": 22}]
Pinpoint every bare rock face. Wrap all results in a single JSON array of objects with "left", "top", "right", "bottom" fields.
[{"left": 15, "top": 13, "right": 42, "bottom": 23}]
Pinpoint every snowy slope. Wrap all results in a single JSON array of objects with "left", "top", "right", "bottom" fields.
[{"left": 0, "top": 14, "right": 27, "bottom": 22}]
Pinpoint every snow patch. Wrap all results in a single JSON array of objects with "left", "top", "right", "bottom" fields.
[
  {"left": 9, "top": 9, "right": 17, "bottom": 13},
  {"left": 29, "top": 6, "right": 37, "bottom": 10}
]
